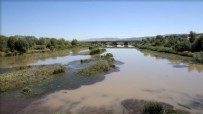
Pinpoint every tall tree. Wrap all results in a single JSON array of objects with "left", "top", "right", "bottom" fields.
[
  {"left": 7, "top": 36, "right": 17, "bottom": 51},
  {"left": 71, "top": 39, "right": 79, "bottom": 46},
  {"left": 189, "top": 31, "right": 196, "bottom": 43},
  {"left": 0, "top": 35, "right": 9, "bottom": 52}
]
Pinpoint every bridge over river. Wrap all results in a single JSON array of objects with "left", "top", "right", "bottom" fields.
[{"left": 81, "top": 39, "right": 141, "bottom": 46}]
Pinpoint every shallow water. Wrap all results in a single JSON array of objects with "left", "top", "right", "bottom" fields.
[{"left": 1, "top": 48, "right": 203, "bottom": 114}]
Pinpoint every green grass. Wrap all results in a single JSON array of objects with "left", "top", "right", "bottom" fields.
[{"left": 0, "top": 65, "right": 67, "bottom": 92}]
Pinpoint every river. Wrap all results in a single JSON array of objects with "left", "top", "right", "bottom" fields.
[{"left": 0, "top": 48, "right": 203, "bottom": 114}]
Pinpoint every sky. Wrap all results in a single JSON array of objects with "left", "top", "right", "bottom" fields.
[{"left": 1, "top": 1, "right": 203, "bottom": 40}]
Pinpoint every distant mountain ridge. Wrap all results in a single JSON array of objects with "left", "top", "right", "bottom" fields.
[
  {"left": 82, "top": 33, "right": 203, "bottom": 42},
  {"left": 83, "top": 37, "right": 150, "bottom": 42}
]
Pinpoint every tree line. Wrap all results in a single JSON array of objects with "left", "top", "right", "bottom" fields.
[
  {"left": 134, "top": 31, "right": 203, "bottom": 63},
  {"left": 0, "top": 35, "right": 80, "bottom": 55},
  {"left": 134, "top": 31, "right": 203, "bottom": 52}
]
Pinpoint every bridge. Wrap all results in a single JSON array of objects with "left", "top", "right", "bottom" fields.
[{"left": 81, "top": 40, "right": 141, "bottom": 46}]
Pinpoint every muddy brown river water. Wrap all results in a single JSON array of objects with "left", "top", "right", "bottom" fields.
[{"left": 0, "top": 48, "right": 203, "bottom": 114}]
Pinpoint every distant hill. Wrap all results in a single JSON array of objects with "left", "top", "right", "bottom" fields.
[
  {"left": 82, "top": 33, "right": 203, "bottom": 42},
  {"left": 84, "top": 38, "right": 120, "bottom": 41},
  {"left": 83, "top": 37, "right": 149, "bottom": 42}
]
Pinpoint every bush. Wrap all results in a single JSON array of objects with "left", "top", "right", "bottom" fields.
[
  {"left": 193, "top": 52, "right": 203, "bottom": 63},
  {"left": 173, "top": 41, "right": 191, "bottom": 52},
  {"left": 89, "top": 48, "right": 106, "bottom": 55},
  {"left": 89, "top": 46, "right": 96, "bottom": 50},
  {"left": 33, "top": 45, "right": 46, "bottom": 50},
  {"left": 53, "top": 67, "right": 66, "bottom": 74},
  {"left": 178, "top": 51, "right": 193, "bottom": 57},
  {"left": 155, "top": 46, "right": 176, "bottom": 53},
  {"left": 76, "top": 62, "right": 110, "bottom": 76},
  {"left": 71, "top": 39, "right": 79, "bottom": 46},
  {"left": 21, "top": 87, "right": 32, "bottom": 96},
  {"left": 142, "top": 102, "right": 163, "bottom": 114},
  {"left": 192, "top": 36, "right": 203, "bottom": 52},
  {"left": 14, "top": 38, "right": 29, "bottom": 53}
]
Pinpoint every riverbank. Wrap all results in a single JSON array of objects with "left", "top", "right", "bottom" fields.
[{"left": 134, "top": 45, "right": 203, "bottom": 64}]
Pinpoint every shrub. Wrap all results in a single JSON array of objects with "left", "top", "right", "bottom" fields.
[
  {"left": 142, "top": 102, "right": 163, "bottom": 114},
  {"left": 76, "top": 62, "right": 110, "bottom": 76},
  {"left": 192, "top": 36, "right": 203, "bottom": 52},
  {"left": 193, "top": 52, "right": 203, "bottom": 63},
  {"left": 105, "top": 53, "right": 113, "bottom": 58},
  {"left": 14, "top": 38, "right": 29, "bottom": 53},
  {"left": 156, "top": 46, "right": 176, "bottom": 53},
  {"left": 33, "top": 45, "right": 46, "bottom": 50},
  {"left": 173, "top": 41, "right": 191, "bottom": 52},
  {"left": 89, "top": 46, "right": 96, "bottom": 50},
  {"left": 89, "top": 48, "right": 106, "bottom": 55},
  {"left": 21, "top": 87, "right": 32, "bottom": 96},
  {"left": 53, "top": 67, "right": 66, "bottom": 74},
  {"left": 178, "top": 51, "right": 193, "bottom": 57}
]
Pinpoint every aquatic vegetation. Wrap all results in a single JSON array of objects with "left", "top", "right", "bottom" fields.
[
  {"left": 77, "top": 53, "right": 116, "bottom": 76},
  {"left": 21, "top": 87, "right": 32, "bottom": 96},
  {"left": 0, "top": 65, "right": 67, "bottom": 92},
  {"left": 122, "top": 99, "right": 190, "bottom": 114},
  {"left": 142, "top": 102, "right": 163, "bottom": 114},
  {"left": 53, "top": 67, "right": 66, "bottom": 74},
  {"left": 76, "top": 61, "right": 111, "bottom": 76},
  {"left": 89, "top": 48, "right": 106, "bottom": 55}
]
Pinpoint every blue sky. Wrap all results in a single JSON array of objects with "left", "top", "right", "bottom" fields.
[{"left": 1, "top": 1, "right": 203, "bottom": 40}]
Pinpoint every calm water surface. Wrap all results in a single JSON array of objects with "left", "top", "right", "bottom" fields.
[{"left": 1, "top": 48, "right": 203, "bottom": 114}]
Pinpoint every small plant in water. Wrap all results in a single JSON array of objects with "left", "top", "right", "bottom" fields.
[
  {"left": 53, "top": 67, "right": 66, "bottom": 74},
  {"left": 142, "top": 102, "right": 163, "bottom": 114},
  {"left": 21, "top": 87, "right": 32, "bottom": 96}
]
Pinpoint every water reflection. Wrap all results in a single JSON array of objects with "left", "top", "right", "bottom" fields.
[
  {"left": 0, "top": 49, "right": 70, "bottom": 68},
  {"left": 139, "top": 49, "right": 203, "bottom": 73}
]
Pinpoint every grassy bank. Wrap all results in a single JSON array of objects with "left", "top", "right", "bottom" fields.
[{"left": 0, "top": 65, "right": 67, "bottom": 92}]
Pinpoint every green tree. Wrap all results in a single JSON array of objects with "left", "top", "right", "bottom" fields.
[
  {"left": 8, "top": 36, "right": 17, "bottom": 51},
  {"left": 189, "top": 31, "right": 196, "bottom": 43},
  {"left": 71, "top": 39, "right": 79, "bottom": 46},
  {"left": 24, "top": 36, "right": 37, "bottom": 47},
  {"left": 173, "top": 41, "right": 191, "bottom": 52},
  {"left": 50, "top": 38, "right": 58, "bottom": 48},
  {"left": 37, "top": 38, "right": 47, "bottom": 45},
  {"left": 0, "top": 35, "right": 9, "bottom": 52},
  {"left": 65, "top": 40, "right": 71, "bottom": 47},
  {"left": 192, "top": 36, "right": 203, "bottom": 52},
  {"left": 57, "top": 38, "right": 66, "bottom": 49},
  {"left": 14, "top": 38, "right": 29, "bottom": 53}
]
